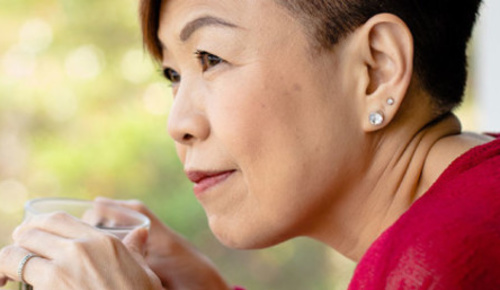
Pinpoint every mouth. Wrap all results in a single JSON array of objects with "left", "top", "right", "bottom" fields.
[{"left": 185, "top": 170, "right": 236, "bottom": 197}]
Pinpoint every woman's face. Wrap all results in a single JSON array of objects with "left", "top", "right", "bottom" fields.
[{"left": 160, "top": 0, "right": 361, "bottom": 248}]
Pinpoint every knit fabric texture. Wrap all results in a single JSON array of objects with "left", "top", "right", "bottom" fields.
[{"left": 349, "top": 135, "right": 500, "bottom": 289}]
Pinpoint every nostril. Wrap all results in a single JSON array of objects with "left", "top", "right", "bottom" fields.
[{"left": 182, "top": 133, "right": 194, "bottom": 142}]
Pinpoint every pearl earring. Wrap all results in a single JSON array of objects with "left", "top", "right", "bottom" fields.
[
  {"left": 387, "top": 97, "right": 395, "bottom": 105},
  {"left": 369, "top": 111, "right": 384, "bottom": 126}
]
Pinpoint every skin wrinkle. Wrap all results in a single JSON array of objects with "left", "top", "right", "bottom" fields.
[{"left": 359, "top": 115, "right": 462, "bottom": 252}]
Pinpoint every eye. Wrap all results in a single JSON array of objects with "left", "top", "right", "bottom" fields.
[
  {"left": 163, "top": 68, "right": 181, "bottom": 84},
  {"left": 195, "top": 50, "right": 224, "bottom": 72}
]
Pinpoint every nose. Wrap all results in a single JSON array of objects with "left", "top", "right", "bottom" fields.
[{"left": 167, "top": 87, "right": 210, "bottom": 145}]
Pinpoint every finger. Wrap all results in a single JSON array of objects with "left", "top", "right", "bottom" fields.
[
  {"left": 14, "top": 211, "right": 99, "bottom": 241},
  {"left": 13, "top": 228, "right": 71, "bottom": 260},
  {"left": 95, "top": 198, "right": 169, "bottom": 232},
  {"left": 0, "top": 245, "right": 50, "bottom": 286},
  {"left": 0, "top": 277, "right": 8, "bottom": 287},
  {"left": 81, "top": 203, "right": 135, "bottom": 229},
  {"left": 122, "top": 227, "right": 148, "bottom": 262},
  {"left": 95, "top": 198, "right": 157, "bottom": 221},
  {"left": 122, "top": 229, "right": 164, "bottom": 289},
  {"left": 95, "top": 198, "right": 187, "bottom": 249},
  {"left": 81, "top": 207, "right": 103, "bottom": 226},
  {"left": 0, "top": 257, "right": 10, "bottom": 286}
]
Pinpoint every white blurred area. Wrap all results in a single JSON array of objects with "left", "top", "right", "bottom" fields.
[
  {"left": 475, "top": 0, "right": 500, "bottom": 132},
  {"left": 65, "top": 45, "right": 104, "bottom": 80},
  {"left": 143, "top": 82, "right": 173, "bottom": 116}
]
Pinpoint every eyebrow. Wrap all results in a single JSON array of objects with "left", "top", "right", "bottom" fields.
[{"left": 179, "top": 16, "right": 238, "bottom": 42}]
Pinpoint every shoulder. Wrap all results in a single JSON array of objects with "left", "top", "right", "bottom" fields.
[
  {"left": 349, "top": 137, "right": 500, "bottom": 289},
  {"left": 388, "top": 199, "right": 500, "bottom": 288},
  {"left": 350, "top": 194, "right": 500, "bottom": 289},
  {"left": 351, "top": 196, "right": 500, "bottom": 289}
]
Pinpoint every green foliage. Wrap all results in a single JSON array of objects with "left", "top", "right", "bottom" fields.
[{"left": 0, "top": 0, "right": 355, "bottom": 289}]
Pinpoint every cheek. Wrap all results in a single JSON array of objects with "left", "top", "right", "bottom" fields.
[
  {"left": 204, "top": 59, "right": 359, "bottom": 247},
  {"left": 210, "top": 76, "right": 329, "bottom": 214},
  {"left": 209, "top": 67, "right": 284, "bottom": 146},
  {"left": 210, "top": 71, "right": 301, "bottom": 174}
]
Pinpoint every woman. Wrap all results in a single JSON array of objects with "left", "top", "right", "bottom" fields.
[{"left": 1, "top": 0, "right": 499, "bottom": 289}]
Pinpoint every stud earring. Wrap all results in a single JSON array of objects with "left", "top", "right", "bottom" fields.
[
  {"left": 387, "top": 97, "right": 395, "bottom": 105},
  {"left": 369, "top": 111, "right": 384, "bottom": 126}
]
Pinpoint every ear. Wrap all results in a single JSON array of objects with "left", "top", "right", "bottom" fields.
[{"left": 355, "top": 13, "right": 414, "bottom": 132}]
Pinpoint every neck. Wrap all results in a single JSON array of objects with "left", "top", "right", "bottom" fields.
[{"left": 309, "top": 113, "right": 466, "bottom": 261}]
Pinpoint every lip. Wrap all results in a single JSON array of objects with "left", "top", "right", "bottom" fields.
[{"left": 185, "top": 170, "right": 235, "bottom": 197}]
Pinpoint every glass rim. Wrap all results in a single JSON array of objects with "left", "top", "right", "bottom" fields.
[{"left": 24, "top": 197, "right": 151, "bottom": 230}]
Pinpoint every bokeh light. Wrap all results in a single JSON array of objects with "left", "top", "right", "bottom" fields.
[
  {"left": 2, "top": 46, "right": 37, "bottom": 78},
  {"left": 65, "top": 45, "right": 104, "bottom": 80},
  {"left": 42, "top": 87, "right": 79, "bottom": 122},
  {"left": 0, "top": 179, "right": 28, "bottom": 214},
  {"left": 143, "top": 82, "right": 172, "bottom": 116},
  {"left": 18, "top": 18, "right": 53, "bottom": 54},
  {"left": 121, "top": 49, "right": 154, "bottom": 84}
]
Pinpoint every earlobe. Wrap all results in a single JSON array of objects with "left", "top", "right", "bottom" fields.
[
  {"left": 367, "top": 97, "right": 396, "bottom": 127},
  {"left": 358, "top": 13, "right": 414, "bottom": 132}
]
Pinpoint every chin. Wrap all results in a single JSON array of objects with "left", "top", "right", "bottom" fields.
[{"left": 209, "top": 219, "right": 292, "bottom": 250}]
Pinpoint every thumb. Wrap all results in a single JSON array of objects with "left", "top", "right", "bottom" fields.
[
  {"left": 121, "top": 228, "right": 164, "bottom": 289},
  {"left": 122, "top": 227, "right": 148, "bottom": 258}
]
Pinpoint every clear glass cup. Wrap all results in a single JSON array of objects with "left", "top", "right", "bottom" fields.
[{"left": 19, "top": 197, "right": 150, "bottom": 290}]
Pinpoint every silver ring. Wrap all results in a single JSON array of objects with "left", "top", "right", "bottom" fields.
[{"left": 17, "top": 253, "right": 39, "bottom": 284}]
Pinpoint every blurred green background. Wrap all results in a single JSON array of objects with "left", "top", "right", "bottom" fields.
[{"left": 0, "top": 0, "right": 479, "bottom": 289}]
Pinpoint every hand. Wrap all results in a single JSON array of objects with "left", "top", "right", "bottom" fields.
[
  {"left": 0, "top": 212, "right": 163, "bottom": 290},
  {"left": 96, "top": 197, "right": 232, "bottom": 290}
]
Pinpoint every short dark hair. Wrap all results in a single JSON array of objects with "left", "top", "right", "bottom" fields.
[
  {"left": 140, "top": 0, "right": 483, "bottom": 112},
  {"left": 140, "top": 0, "right": 163, "bottom": 61}
]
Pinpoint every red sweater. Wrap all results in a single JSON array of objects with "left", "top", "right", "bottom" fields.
[{"left": 349, "top": 135, "right": 500, "bottom": 289}]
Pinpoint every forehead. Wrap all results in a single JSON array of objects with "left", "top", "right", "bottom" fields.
[
  {"left": 157, "top": 0, "right": 294, "bottom": 46},
  {"left": 159, "top": 0, "right": 243, "bottom": 37}
]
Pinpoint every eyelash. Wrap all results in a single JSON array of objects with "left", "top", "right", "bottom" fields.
[
  {"left": 194, "top": 50, "right": 224, "bottom": 72},
  {"left": 162, "top": 68, "right": 180, "bottom": 85},
  {"left": 161, "top": 50, "right": 225, "bottom": 85}
]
